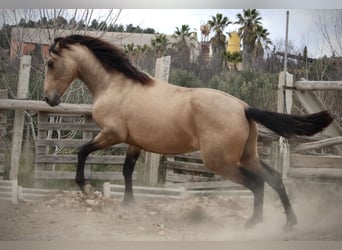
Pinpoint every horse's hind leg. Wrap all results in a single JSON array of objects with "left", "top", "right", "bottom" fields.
[
  {"left": 201, "top": 154, "right": 265, "bottom": 228},
  {"left": 239, "top": 167, "right": 265, "bottom": 228},
  {"left": 206, "top": 163, "right": 265, "bottom": 228},
  {"left": 122, "top": 145, "right": 141, "bottom": 206},
  {"left": 240, "top": 160, "right": 297, "bottom": 229},
  {"left": 237, "top": 120, "right": 265, "bottom": 228},
  {"left": 259, "top": 160, "right": 297, "bottom": 229}
]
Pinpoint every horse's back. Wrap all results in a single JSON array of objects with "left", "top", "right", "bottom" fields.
[{"left": 189, "top": 88, "right": 249, "bottom": 129}]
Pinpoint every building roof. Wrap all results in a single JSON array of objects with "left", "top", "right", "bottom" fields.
[{"left": 10, "top": 27, "right": 186, "bottom": 47}]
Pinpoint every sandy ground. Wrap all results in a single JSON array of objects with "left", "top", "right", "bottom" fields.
[{"left": 1, "top": 184, "right": 342, "bottom": 241}]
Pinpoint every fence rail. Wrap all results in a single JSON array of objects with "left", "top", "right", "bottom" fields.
[
  {"left": 277, "top": 74, "right": 342, "bottom": 182},
  {"left": 18, "top": 186, "right": 57, "bottom": 202},
  {"left": 0, "top": 179, "right": 251, "bottom": 204},
  {"left": 103, "top": 182, "right": 252, "bottom": 200},
  {"left": 0, "top": 99, "right": 92, "bottom": 114},
  {"left": 0, "top": 180, "right": 18, "bottom": 203},
  {"left": 294, "top": 80, "right": 342, "bottom": 91},
  {"left": 294, "top": 136, "right": 342, "bottom": 153}
]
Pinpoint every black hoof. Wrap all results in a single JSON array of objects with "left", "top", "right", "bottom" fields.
[
  {"left": 283, "top": 217, "right": 298, "bottom": 231},
  {"left": 283, "top": 223, "right": 294, "bottom": 232},
  {"left": 81, "top": 183, "right": 95, "bottom": 199},
  {"left": 244, "top": 217, "right": 262, "bottom": 229},
  {"left": 121, "top": 197, "right": 135, "bottom": 207}
]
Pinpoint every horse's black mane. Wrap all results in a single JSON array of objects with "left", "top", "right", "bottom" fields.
[{"left": 50, "top": 34, "right": 152, "bottom": 85}]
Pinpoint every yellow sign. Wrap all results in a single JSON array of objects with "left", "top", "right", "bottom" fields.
[{"left": 227, "top": 32, "right": 240, "bottom": 53}]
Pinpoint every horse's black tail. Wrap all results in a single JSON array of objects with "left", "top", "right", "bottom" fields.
[{"left": 245, "top": 107, "right": 333, "bottom": 138}]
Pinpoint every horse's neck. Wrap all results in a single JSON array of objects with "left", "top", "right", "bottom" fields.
[
  {"left": 76, "top": 54, "right": 112, "bottom": 100},
  {"left": 73, "top": 46, "right": 142, "bottom": 101}
]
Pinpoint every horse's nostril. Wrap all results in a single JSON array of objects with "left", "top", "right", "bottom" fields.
[{"left": 43, "top": 94, "right": 60, "bottom": 107}]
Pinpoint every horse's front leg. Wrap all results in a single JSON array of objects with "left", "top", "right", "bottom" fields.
[
  {"left": 122, "top": 145, "right": 141, "bottom": 206},
  {"left": 76, "top": 140, "right": 100, "bottom": 196},
  {"left": 76, "top": 129, "right": 119, "bottom": 196}
]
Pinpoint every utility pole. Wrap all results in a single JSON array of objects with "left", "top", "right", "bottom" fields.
[{"left": 282, "top": 10, "right": 290, "bottom": 114}]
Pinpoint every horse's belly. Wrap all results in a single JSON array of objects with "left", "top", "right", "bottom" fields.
[
  {"left": 125, "top": 100, "right": 198, "bottom": 154},
  {"left": 144, "top": 142, "right": 196, "bottom": 155},
  {"left": 126, "top": 126, "right": 198, "bottom": 154}
]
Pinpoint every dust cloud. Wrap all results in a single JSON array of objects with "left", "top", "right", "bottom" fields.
[
  {"left": 211, "top": 182, "right": 342, "bottom": 241},
  {"left": 0, "top": 181, "right": 341, "bottom": 241}
]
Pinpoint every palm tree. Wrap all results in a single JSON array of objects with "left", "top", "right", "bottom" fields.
[
  {"left": 173, "top": 25, "right": 192, "bottom": 39},
  {"left": 207, "top": 13, "right": 232, "bottom": 56},
  {"left": 173, "top": 24, "right": 195, "bottom": 48},
  {"left": 151, "top": 34, "right": 169, "bottom": 58},
  {"left": 172, "top": 24, "right": 196, "bottom": 68},
  {"left": 123, "top": 43, "right": 139, "bottom": 65},
  {"left": 254, "top": 25, "right": 272, "bottom": 59},
  {"left": 235, "top": 9, "right": 262, "bottom": 66},
  {"left": 135, "top": 44, "right": 151, "bottom": 67},
  {"left": 123, "top": 43, "right": 137, "bottom": 55},
  {"left": 124, "top": 43, "right": 151, "bottom": 67}
]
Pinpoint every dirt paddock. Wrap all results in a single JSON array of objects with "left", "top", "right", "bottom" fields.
[{"left": 1, "top": 183, "right": 342, "bottom": 241}]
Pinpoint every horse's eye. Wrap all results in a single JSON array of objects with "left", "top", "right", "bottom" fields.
[{"left": 47, "top": 60, "right": 54, "bottom": 68}]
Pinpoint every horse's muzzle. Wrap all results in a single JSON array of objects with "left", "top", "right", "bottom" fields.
[{"left": 44, "top": 92, "right": 61, "bottom": 107}]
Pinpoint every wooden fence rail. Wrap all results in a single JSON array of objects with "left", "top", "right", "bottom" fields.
[
  {"left": 294, "top": 80, "right": 342, "bottom": 91},
  {"left": 0, "top": 180, "right": 18, "bottom": 204},
  {"left": 103, "top": 182, "right": 252, "bottom": 200},
  {"left": 278, "top": 73, "right": 342, "bottom": 182},
  {"left": 294, "top": 136, "right": 342, "bottom": 153},
  {"left": 0, "top": 99, "right": 92, "bottom": 114}
]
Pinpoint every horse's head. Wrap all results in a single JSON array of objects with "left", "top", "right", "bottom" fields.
[
  {"left": 44, "top": 34, "right": 153, "bottom": 106},
  {"left": 44, "top": 37, "right": 79, "bottom": 106}
]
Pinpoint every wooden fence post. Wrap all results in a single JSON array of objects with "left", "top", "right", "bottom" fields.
[
  {"left": 276, "top": 71, "right": 293, "bottom": 180},
  {"left": 144, "top": 56, "right": 171, "bottom": 186},
  {"left": 103, "top": 182, "right": 111, "bottom": 198},
  {"left": 0, "top": 89, "right": 8, "bottom": 179},
  {"left": 9, "top": 55, "right": 31, "bottom": 180}
]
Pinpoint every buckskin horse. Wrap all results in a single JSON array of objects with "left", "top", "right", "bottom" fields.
[{"left": 43, "top": 34, "right": 333, "bottom": 229}]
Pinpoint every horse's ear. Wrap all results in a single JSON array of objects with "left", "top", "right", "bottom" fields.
[
  {"left": 54, "top": 37, "right": 62, "bottom": 44},
  {"left": 54, "top": 37, "right": 65, "bottom": 49},
  {"left": 49, "top": 37, "right": 65, "bottom": 56}
]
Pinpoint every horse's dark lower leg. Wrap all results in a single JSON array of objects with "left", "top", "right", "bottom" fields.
[
  {"left": 240, "top": 167, "right": 265, "bottom": 228},
  {"left": 122, "top": 146, "right": 141, "bottom": 206},
  {"left": 260, "top": 160, "right": 297, "bottom": 229},
  {"left": 76, "top": 140, "right": 101, "bottom": 193}
]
